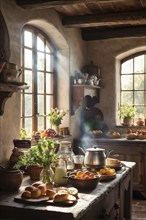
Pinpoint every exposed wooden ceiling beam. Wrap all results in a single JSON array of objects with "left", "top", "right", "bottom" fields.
[
  {"left": 16, "top": 0, "right": 125, "bottom": 9},
  {"left": 82, "top": 25, "right": 146, "bottom": 41},
  {"left": 62, "top": 10, "right": 146, "bottom": 28}
]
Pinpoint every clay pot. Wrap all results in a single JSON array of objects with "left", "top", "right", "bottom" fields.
[
  {"left": 0, "top": 167, "right": 23, "bottom": 191},
  {"left": 27, "top": 165, "right": 43, "bottom": 180}
]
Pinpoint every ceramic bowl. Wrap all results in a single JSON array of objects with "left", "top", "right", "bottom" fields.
[{"left": 69, "top": 175, "right": 100, "bottom": 190}]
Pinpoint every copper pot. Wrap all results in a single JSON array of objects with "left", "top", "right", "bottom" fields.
[{"left": 0, "top": 166, "right": 23, "bottom": 191}]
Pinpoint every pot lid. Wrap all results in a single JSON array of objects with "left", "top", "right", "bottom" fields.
[{"left": 86, "top": 146, "right": 105, "bottom": 152}]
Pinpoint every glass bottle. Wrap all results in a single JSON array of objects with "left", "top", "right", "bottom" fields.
[
  {"left": 54, "top": 158, "right": 68, "bottom": 186},
  {"left": 57, "top": 141, "right": 74, "bottom": 171}
]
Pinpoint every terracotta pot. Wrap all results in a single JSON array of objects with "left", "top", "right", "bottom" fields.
[
  {"left": 27, "top": 165, "right": 43, "bottom": 180},
  {"left": 0, "top": 167, "right": 23, "bottom": 191}
]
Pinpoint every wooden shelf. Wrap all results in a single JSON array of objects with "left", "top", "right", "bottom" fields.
[{"left": 0, "top": 82, "right": 29, "bottom": 116}]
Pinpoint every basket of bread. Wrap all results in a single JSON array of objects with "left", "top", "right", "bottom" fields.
[{"left": 15, "top": 181, "right": 78, "bottom": 206}]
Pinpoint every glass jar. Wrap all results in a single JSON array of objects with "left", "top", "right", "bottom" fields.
[
  {"left": 54, "top": 158, "right": 68, "bottom": 186},
  {"left": 57, "top": 141, "right": 74, "bottom": 171}
]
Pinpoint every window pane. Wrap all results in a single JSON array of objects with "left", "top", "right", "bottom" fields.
[
  {"left": 38, "top": 117, "right": 44, "bottom": 131},
  {"left": 46, "top": 54, "right": 52, "bottom": 71},
  {"left": 121, "top": 91, "right": 133, "bottom": 104},
  {"left": 46, "top": 73, "right": 53, "bottom": 93},
  {"left": 24, "top": 70, "right": 32, "bottom": 93},
  {"left": 134, "top": 91, "right": 144, "bottom": 105},
  {"left": 24, "top": 31, "right": 32, "bottom": 48},
  {"left": 46, "top": 95, "right": 53, "bottom": 114},
  {"left": 121, "top": 75, "right": 133, "bottom": 90},
  {"left": 135, "top": 106, "right": 145, "bottom": 119},
  {"left": 134, "top": 74, "right": 144, "bottom": 90},
  {"left": 121, "top": 59, "right": 133, "bottom": 74},
  {"left": 24, "top": 48, "right": 32, "bottom": 68},
  {"left": 38, "top": 95, "right": 44, "bottom": 115},
  {"left": 37, "top": 72, "right": 44, "bottom": 93},
  {"left": 37, "top": 35, "right": 44, "bottom": 51},
  {"left": 134, "top": 55, "right": 144, "bottom": 73},
  {"left": 25, "top": 94, "right": 32, "bottom": 116},
  {"left": 25, "top": 118, "right": 32, "bottom": 137},
  {"left": 37, "top": 52, "right": 44, "bottom": 70}
]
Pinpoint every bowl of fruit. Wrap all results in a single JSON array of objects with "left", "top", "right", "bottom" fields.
[{"left": 68, "top": 170, "right": 100, "bottom": 190}]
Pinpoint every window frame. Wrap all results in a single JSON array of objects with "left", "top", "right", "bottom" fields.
[
  {"left": 21, "top": 25, "right": 57, "bottom": 135},
  {"left": 120, "top": 51, "right": 146, "bottom": 123}
]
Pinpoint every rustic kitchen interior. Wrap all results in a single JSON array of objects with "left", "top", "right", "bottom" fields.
[{"left": 0, "top": 0, "right": 146, "bottom": 219}]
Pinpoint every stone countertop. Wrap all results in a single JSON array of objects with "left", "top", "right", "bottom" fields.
[{"left": 0, "top": 161, "right": 135, "bottom": 220}]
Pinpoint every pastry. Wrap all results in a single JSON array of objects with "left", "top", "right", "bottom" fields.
[{"left": 106, "top": 158, "right": 121, "bottom": 167}]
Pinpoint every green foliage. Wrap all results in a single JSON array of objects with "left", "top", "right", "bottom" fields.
[
  {"left": 119, "top": 104, "right": 137, "bottom": 119},
  {"left": 14, "top": 138, "right": 59, "bottom": 169}
]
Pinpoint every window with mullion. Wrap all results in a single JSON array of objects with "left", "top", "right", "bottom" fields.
[
  {"left": 21, "top": 26, "right": 55, "bottom": 137},
  {"left": 120, "top": 52, "right": 146, "bottom": 123}
]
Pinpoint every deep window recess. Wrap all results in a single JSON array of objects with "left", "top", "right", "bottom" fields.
[
  {"left": 120, "top": 51, "right": 146, "bottom": 123},
  {"left": 21, "top": 26, "right": 56, "bottom": 136}
]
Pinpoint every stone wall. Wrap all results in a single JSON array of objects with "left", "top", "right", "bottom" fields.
[{"left": 0, "top": 0, "right": 86, "bottom": 166}]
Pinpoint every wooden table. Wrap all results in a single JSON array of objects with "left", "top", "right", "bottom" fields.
[{"left": 0, "top": 162, "right": 135, "bottom": 220}]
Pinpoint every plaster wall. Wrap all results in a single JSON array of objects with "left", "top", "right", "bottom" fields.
[
  {"left": 86, "top": 38, "right": 146, "bottom": 131},
  {"left": 0, "top": 0, "right": 86, "bottom": 166}
]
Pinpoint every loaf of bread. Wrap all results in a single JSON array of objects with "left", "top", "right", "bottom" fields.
[
  {"left": 67, "top": 187, "right": 78, "bottom": 198},
  {"left": 53, "top": 192, "right": 68, "bottom": 203}
]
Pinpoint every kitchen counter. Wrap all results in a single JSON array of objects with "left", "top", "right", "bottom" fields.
[{"left": 0, "top": 161, "right": 135, "bottom": 220}]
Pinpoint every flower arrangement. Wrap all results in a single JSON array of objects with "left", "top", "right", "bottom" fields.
[{"left": 47, "top": 108, "right": 67, "bottom": 126}]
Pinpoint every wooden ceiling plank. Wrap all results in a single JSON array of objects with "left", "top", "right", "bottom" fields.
[
  {"left": 16, "top": 0, "right": 125, "bottom": 9},
  {"left": 62, "top": 10, "right": 146, "bottom": 28},
  {"left": 82, "top": 25, "right": 146, "bottom": 40}
]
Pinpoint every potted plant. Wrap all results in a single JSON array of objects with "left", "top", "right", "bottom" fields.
[
  {"left": 14, "top": 138, "right": 59, "bottom": 182},
  {"left": 119, "top": 104, "right": 137, "bottom": 126},
  {"left": 47, "top": 108, "right": 67, "bottom": 135}
]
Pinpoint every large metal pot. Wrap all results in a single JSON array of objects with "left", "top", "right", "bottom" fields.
[{"left": 84, "top": 146, "right": 107, "bottom": 170}]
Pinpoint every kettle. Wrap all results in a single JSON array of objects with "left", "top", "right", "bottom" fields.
[{"left": 79, "top": 145, "right": 112, "bottom": 170}]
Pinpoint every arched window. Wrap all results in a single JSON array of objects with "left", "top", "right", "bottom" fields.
[
  {"left": 120, "top": 51, "right": 146, "bottom": 122},
  {"left": 20, "top": 25, "right": 56, "bottom": 136}
]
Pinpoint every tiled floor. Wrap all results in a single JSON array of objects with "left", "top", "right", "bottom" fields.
[{"left": 132, "top": 200, "right": 146, "bottom": 220}]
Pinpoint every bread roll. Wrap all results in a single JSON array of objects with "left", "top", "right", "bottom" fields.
[
  {"left": 25, "top": 185, "right": 36, "bottom": 192},
  {"left": 21, "top": 190, "right": 31, "bottom": 199},
  {"left": 31, "top": 188, "right": 42, "bottom": 199},
  {"left": 46, "top": 189, "right": 56, "bottom": 199},
  {"left": 53, "top": 192, "right": 68, "bottom": 203},
  {"left": 38, "top": 184, "right": 47, "bottom": 195},
  {"left": 45, "top": 182, "right": 54, "bottom": 190}
]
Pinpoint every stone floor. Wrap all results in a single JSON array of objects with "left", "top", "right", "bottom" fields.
[
  {"left": 131, "top": 191, "right": 146, "bottom": 219},
  {"left": 132, "top": 199, "right": 146, "bottom": 220}
]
